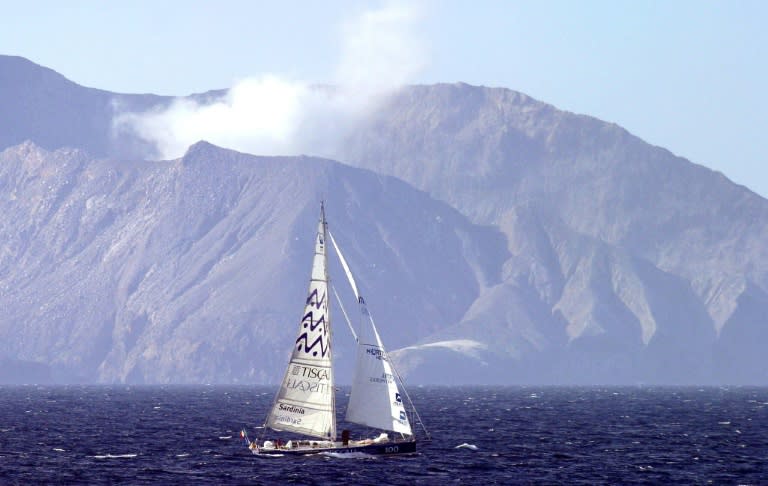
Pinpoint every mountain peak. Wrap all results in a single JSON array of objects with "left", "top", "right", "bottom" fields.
[
  {"left": 181, "top": 140, "right": 219, "bottom": 158},
  {"left": 0, "top": 55, "right": 74, "bottom": 89}
]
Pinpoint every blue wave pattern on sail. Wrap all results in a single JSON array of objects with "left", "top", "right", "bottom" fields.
[{"left": 295, "top": 288, "right": 328, "bottom": 357}]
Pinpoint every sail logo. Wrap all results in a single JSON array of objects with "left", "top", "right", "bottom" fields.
[
  {"left": 393, "top": 410, "right": 409, "bottom": 427},
  {"left": 278, "top": 403, "right": 305, "bottom": 415},
  {"left": 291, "top": 365, "right": 330, "bottom": 381},
  {"left": 370, "top": 373, "right": 394, "bottom": 384},
  {"left": 285, "top": 378, "right": 332, "bottom": 394},
  {"left": 394, "top": 411, "right": 409, "bottom": 426},
  {"left": 274, "top": 414, "right": 302, "bottom": 426},
  {"left": 366, "top": 348, "right": 386, "bottom": 361}
]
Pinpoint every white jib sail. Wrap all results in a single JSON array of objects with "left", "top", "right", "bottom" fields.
[
  {"left": 346, "top": 307, "right": 412, "bottom": 435},
  {"left": 266, "top": 208, "right": 336, "bottom": 440},
  {"left": 331, "top": 234, "right": 412, "bottom": 436}
]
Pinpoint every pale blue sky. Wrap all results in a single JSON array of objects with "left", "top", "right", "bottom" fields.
[{"left": 2, "top": 1, "right": 767, "bottom": 196}]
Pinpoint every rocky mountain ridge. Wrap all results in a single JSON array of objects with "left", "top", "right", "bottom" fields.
[
  {"left": 1, "top": 55, "right": 766, "bottom": 384},
  {"left": 0, "top": 140, "right": 505, "bottom": 383}
]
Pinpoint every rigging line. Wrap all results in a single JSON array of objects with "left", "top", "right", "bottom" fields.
[
  {"left": 332, "top": 284, "right": 358, "bottom": 343},
  {"left": 328, "top": 230, "right": 360, "bottom": 300}
]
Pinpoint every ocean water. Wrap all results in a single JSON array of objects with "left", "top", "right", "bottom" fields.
[{"left": 0, "top": 385, "right": 766, "bottom": 484}]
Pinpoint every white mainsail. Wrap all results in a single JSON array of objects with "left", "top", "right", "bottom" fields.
[
  {"left": 330, "top": 233, "right": 413, "bottom": 436},
  {"left": 265, "top": 206, "right": 336, "bottom": 440}
]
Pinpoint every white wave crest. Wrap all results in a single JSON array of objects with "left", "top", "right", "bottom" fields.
[
  {"left": 321, "top": 451, "right": 375, "bottom": 459},
  {"left": 92, "top": 453, "right": 138, "bottom": 459},
  {"left": 455, "top": 443, "right": 479, "bottom": 451}
]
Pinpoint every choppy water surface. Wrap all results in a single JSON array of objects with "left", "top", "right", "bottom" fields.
[{"left": 0, "top": 386, "right": 766, "bottom": 484}]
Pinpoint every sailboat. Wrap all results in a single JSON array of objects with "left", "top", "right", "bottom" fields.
[{"left": 242, "top": 202, "right": 429, "bottom": 456}]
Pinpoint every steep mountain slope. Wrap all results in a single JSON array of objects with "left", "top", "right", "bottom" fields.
[
  {"left": 338, "top": 84, "right": 768, "bottom": 384},
  {"left": 0, "top": 141, "right": 506, "bottom": 383}
]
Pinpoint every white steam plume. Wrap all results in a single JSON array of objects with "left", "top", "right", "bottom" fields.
[{"left": 114, "top": 2, "right": 425, "bottom": 160}]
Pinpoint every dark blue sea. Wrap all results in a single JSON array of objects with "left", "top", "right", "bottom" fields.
[{"left": 0, "top": 386, "right": 766, "bottom": 484}]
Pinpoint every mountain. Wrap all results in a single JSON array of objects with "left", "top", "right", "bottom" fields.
[
  {"left": 0, "top": 55, "right": 225, "bottom": 160},
  {"left": 0, "top": 141, "right": 505, "bottom": 383},
  {"left": 1, "top": 55, "right": 767, "bottom": 384},
  {"left": 337, "top": 84, "right": 768, "bottom": 384}
]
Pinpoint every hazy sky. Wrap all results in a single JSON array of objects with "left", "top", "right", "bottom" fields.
[{"left": 3, "top": 0, "right": 767, "bottom": 196}]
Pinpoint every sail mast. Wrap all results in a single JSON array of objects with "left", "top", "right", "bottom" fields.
[{"left": 323, "top": 202, "right": 337, "bottom": 441}]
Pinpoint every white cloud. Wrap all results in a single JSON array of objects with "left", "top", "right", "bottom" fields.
[
  {"left": 336, "top": 2, "right": 426, "bottom": 92},
  {"left": 114, "top": 2, "right": 426, "bottom": 160}
]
